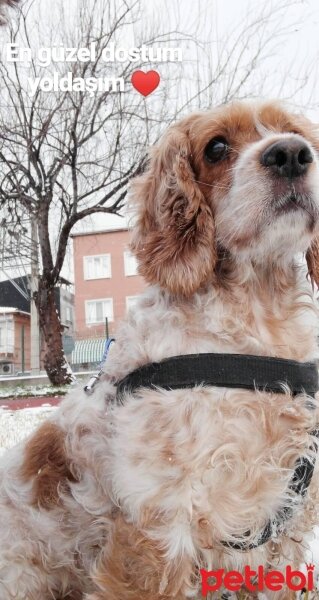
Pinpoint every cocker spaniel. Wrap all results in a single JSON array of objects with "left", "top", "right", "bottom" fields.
[{"left": 1, "top": 101, "right": 319, "bottom": 600}]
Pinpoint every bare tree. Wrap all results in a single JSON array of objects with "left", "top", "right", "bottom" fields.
[{"left": 0, "top": 0, "right": 309, "bottom": 384}]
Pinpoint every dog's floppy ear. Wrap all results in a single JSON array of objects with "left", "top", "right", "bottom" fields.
[
  {"left": 292, "top": 114, "right": 319, "bottom": 290},
  {"left": 130, "top": 122, "right": 216, "bottom": 297},
  {"left": 306, "top": 240, "right": 319, "bottom": 289}
]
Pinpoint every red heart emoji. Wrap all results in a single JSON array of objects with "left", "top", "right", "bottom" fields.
[{"left": 131, "top": 70, "right": 160, "bottom": 96}]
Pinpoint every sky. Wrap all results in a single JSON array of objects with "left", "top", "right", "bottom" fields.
[{"left": 2, "top": 0, "right": 319, "bottom": 281}]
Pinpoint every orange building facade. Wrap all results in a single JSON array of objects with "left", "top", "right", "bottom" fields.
[{"left": 72, "top": 228, "right": 146, "bottom": 341}]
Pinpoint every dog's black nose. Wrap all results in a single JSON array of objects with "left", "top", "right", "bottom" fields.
[{"left": 260, "top": 139, "right": 313, "bottom": 178}]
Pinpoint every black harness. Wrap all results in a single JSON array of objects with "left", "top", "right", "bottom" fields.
[{"left": 116, "top": 353, "right": 319, "bottom": 551}]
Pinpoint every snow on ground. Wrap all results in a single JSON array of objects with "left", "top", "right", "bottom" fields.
[
  {"left": 0, "top": 406, "right": 57, "bottom": 456},
  {"left": 0, "top": 384, "right": 68, "bottom": 399}
]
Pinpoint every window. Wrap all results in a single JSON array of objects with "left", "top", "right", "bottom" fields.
[
  {"left": 126, "top": 296, "right": 140, "bottom": 311},
  {"left": 65, "top": 306, "right": 73, "bottom": 323},
  {"left": 124, "top": 251, "right": 138, "bottom": 276},
  {"left": 85, "top": 298, "right": 114, "bottom": 325},
  {"left": 0, "top": 317, "right": 14, "bottom": 353},
  {"left": 83, "top": 254, "right": 111, "bottom": 280}
]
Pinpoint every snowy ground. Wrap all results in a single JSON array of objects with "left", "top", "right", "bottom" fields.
[
  {"left": 0, "top": 405, "right": 57, "bottom": 456},
  {"left": 1, "top": 406, "right": 319, "bottom": 598},
  {"left": 0, "top": 383, "right": 69, "bottom": 399}
]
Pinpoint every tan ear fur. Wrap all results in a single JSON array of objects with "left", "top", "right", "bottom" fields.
[
  {"left": 130, "top": 122, "right": 216, "bottom": 297},
  {"left": 285, "top": 114, "right": 319, "bottom": 291},
  {"left": 306, "top": 239, "right": 319, "bottom": 290}
]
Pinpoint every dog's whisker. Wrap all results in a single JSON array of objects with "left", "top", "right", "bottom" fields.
[{"left": 191, "top": 178, "right": 229, "bottom": 190}]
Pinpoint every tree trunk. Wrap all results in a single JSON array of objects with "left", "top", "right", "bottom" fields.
[{"left": 35, "top": 278, "right": 73, "bottom": 385}]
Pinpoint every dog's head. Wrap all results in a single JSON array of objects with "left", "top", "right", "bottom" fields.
[{"left": 130, "top": 101, "right": 319, "bottom": 296}]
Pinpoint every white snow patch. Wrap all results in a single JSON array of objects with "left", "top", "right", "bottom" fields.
[
  {"left": 0, "top": 406, "right": 57, "bottom": 457},
  {"left": 0, "top": 385, "right": 68, "bottom": 399}
]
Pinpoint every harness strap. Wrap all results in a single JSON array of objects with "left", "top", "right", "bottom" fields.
[
  {"left": 116, "top": 353, "right": 319, "bottom": 399},
  {"left": 116, "top": 352, "right": 319, "bottom": 552},
  {"left": 223, "top": 428, "right": 319, "bottom": 550},
  {"left": 84, "top": 338, "right": 115, "bottom": 395}
]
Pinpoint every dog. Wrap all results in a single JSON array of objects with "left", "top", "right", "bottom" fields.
[{"left": 1, "top": 100, "right": 319, "bottom": 600}]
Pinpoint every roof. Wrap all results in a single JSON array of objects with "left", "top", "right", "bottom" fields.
[
  {"left": 58, "top": 276, "right": 73, "bottom": 286},
  {"left": 0, "top": 306, "right": 30, "bottom": 316},
  {"left": 71, "top": 227, "right": 129, "bottom": 238}
]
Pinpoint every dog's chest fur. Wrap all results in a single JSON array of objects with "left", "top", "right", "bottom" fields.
[{"left": 105, "top": 267, "right": 319, "bottom": 576}]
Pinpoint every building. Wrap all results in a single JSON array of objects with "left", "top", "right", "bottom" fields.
[
  {"left": 0, "top": 276, "right": 75, "bottom": 333},
  {"left": 71, "top": 228, "right": 146, "bottom": 369},
  {"left": 0, "top": 307, "right": 31, "bottom": 375},
  {"left": 0, "top": 276, "right": 75, "bottom": 373}
]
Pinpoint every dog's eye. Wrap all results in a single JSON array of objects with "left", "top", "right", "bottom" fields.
[{"left": 204, "top": 137, "right": 229, "bottom": 163}]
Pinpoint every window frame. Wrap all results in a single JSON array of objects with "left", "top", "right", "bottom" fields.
[
  {"left": 123, "top": 250, "right": 138, "bottom": 277},
  {"left": 85, "top": 298, "right": 114, "bottom": 325},
  {"left": 83, "top": 254, "right": 112, "bottom": 280}
]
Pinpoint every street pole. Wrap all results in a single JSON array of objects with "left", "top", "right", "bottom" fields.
[
  {"left": 30, "top": 216, "right": 40, "bottom": 374},
  {"left": 21, "top": 324, "right": 25, "bottom": 373},
  {"left": 105, "top": 317, "right": 109, "bottom": 339}
]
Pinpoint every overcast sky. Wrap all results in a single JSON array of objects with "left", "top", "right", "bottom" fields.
[{"left": 3, "top": 0, "right": 319, "bottom": 280}]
